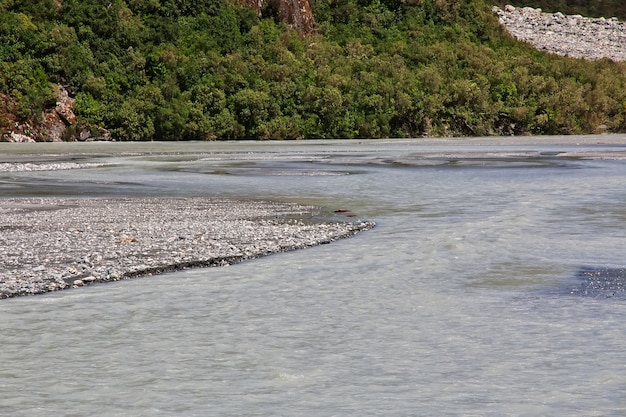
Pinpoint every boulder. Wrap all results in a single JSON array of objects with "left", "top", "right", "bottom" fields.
[
  {"left": 40, "top": 110, "right": 67, "bottom": 142},
  {"left": 77, "top": 126, "right": 113, "bottom": 142},
  {"left": 54, "top": 86, "right": 77, "bottom": 126}
]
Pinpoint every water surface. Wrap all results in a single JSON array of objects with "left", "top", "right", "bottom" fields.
[{"left": 1, "top": 137, "right": 626, "bottom": 416}]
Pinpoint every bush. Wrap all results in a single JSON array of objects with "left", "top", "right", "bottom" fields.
[{"left": 3, "top": 0, "right": 626, "bottom": 139}]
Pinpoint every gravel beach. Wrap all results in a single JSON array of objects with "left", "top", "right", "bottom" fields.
[
  {"left": 0, "top": 197, "right": 374, "bottom": 299},
  {"left": 495, "top": 5, "right": 626, "bottom": 61}
]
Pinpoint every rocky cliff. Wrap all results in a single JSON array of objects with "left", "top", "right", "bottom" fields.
[{"left": 240, "top": 0, "right": 316, "bottom": 36}]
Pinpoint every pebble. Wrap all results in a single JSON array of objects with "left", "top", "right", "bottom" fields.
[
  {"left": 494, "top": 5, "right": 626, "bottom": 61},
  {"left": 0, "top": 162, "right": 108, "bottom": 172},
  {"left": 0, "top": 197, "right": 374, "bottom": 299}
]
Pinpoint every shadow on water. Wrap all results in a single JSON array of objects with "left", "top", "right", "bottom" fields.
[{"left": 0, "top": 176, "right": 156, "bottom": 197}]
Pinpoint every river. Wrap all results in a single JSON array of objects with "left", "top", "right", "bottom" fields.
[{"left": 1, "top": 137, "right": 626, "bottom": 416}]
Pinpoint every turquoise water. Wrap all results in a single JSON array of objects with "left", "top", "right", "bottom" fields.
[{"left": 1, "top": 137, "right": 626, "bottom": 416}]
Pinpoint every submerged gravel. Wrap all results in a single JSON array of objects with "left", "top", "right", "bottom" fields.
[{"left": 0, "top": 197, "right": 374, "bottom": 299}]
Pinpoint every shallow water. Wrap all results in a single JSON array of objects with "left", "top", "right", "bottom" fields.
[{"left": 1, "top": 137, "right": 626, "bottom": 416}]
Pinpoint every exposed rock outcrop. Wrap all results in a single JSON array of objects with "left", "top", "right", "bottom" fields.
[
  {"left": 41, "top": 85, "right": 75, "bottom": 141},
  {"left": 495, "top": 5, "right": 626, "bottom": 61},
  {"left": 240, "top": 0, "right": 316, "bottom": 36},
  {"left": 1, "top": 84, "right": 112, "bottom": 143}
]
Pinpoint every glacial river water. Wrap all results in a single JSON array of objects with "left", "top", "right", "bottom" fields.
[{"left": 1, "top": 137, "right": 626, "bottom": 416}]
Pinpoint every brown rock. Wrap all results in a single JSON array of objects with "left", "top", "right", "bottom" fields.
[
  {"left": 41, "top": 111, "right": 66, "bottom": 142},
  {"left": 34, "top": 84, "right": 78, "bottom": 141},
  {"left": 272, "top": 0, "right": 316, "bottom": 36},
  {"left": 239, "top": 0, "right": 316, "bottom": 36},
  {"left": 78, "top": 126, "right": 113, "bottom": 142},
  {"left": 54, "top": 86, "right": 77, "bottom": 126}
]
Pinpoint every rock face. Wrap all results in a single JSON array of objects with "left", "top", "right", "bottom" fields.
[
  {"left": 494, "top": 5, "right": 626, "bottom": 61},
  {"left": 41, "top": 85, "right": 75, "bottom": 142},
  {"left": 240, "top": 0, "right": 316, "bottom": 36},
  {"left": 1, "top": 84, "right": 112, "bottom": 143}
]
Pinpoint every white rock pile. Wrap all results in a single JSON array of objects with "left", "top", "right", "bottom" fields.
[{"left": 494, "top": 5, "right": 626, "bottom": 61}]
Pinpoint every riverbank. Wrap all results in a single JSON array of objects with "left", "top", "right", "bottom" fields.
[
  {"left": 494, "top": 5, "right": 626, "bottom": 61},
  {"left": 0, "top": 197, "right": 374, "bottom": 299}
]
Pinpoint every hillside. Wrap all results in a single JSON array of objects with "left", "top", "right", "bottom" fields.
[{"left": 2, "top": 0, "right": 626, "bottom": 141}]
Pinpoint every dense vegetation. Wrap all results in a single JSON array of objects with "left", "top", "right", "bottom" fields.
[
  {"left": 2, "top": 0, "right": 626, "bottom": 140},
  {"left": 496, "top": 0, "right": 626, "bottom": 20}
]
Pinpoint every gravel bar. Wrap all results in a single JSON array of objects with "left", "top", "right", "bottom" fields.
[
  {"left": 495, "top": 5, "right": 626, "bottom": 61},
  {"left": 0, "top": 197, "right": 374, "bottom": 299}
]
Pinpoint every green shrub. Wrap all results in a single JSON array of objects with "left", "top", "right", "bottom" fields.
[{"left": 3, "top": 0, "right": 626, "bottom": 139}]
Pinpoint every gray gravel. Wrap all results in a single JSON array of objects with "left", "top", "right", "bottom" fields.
[
  {"left": 0, "top": 197, "right": 374, "bottom": 298},
  {"left": 0, "top": 162, "right": 108, "bottom": 172},
  {"left": 495, "top": 5, "right": 626, "bottom": 61}
]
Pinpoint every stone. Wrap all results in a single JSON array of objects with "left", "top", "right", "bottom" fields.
[
  {"left": 239, "top": 0, "right": 316, "bottom": 36},
  {"left": 41, "top": 111, "right": 66, "bottom": 142},
  {"left": 54, "top": 85, "right": 77, "bottom": 126},
  {"left": 2, "top": 84, "right": 94, "bottom": 142},
  {"left": 78, "top": 129, "right": 91, "bottom": 141},
  {"left": 0, "top": 197, "right": 374, "bottom": 298},
  {"left": 3, "top": 132, "right": 35, "bottom": 143},
  {"left": 35, "top": 84, "right": 78, "bottom": 142},
  {"left": 96, "top": 129, "right": 112, "bottom": 141},
  {"left": 494, "top": 6, "right": 626, "bottom": 61}
]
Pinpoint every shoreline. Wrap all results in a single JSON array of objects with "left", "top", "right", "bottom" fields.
[{"left": 0, "top": 197, "right": 374, "bottom": 299}]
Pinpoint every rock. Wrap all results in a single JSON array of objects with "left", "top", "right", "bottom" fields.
[
  {"left": 494, "top": 6, "right": 626, "bottom": 61},
  {"left": 36, "top": 84, "right": 78, "bottom": 142},
  {"left": 2, "top": 132, "right": 35, "bottom": 143},
  {"left": 78, "top": 126, "right": 113, "bottom": 142},
  {"left": 40, "top": 110, "right": 67, "bottom": 142},
  {"left": 271, "top": 0, "right": 316, "bottom": 37},
  {"left": 239, "top": 0, "right": 316, "bottom": 36},
  {"left": 54, "top": 86, "right": 77, "bottom": 126},
  {"left": 98, "top": 129, "right": 112, "bottom": 141},
  {"left": 2, "top": 83, "right": 113, "bottom": 142},
  {"left": 79, "top": 128, "right": 92, "bottom": 141},
  {"left": 0, "top": 197, "right": 374, "bottom": 298}
]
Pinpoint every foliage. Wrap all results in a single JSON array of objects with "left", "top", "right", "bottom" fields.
[
  {"left": 1, "top": 0, "right": 626, "bottom": 140},
  {"left": 495, "top": 0, "right": 626, "bottom": 20}
]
